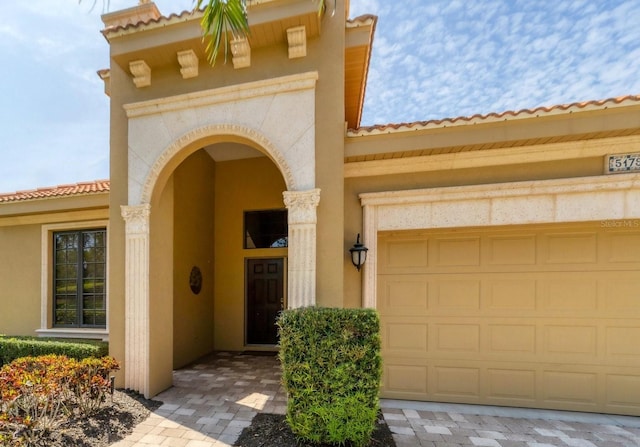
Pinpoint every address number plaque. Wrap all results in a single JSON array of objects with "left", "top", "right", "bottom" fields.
[{"left": 605, "top": 153, "right": 640, "bottom": 174}]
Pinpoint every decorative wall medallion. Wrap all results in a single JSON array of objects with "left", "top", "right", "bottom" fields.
[{"left": 189, "top": 266, "right": 202, "bottom": 295}]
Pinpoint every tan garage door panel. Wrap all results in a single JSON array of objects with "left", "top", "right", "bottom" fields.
[{"left": 378, "top": 223, "right": 640, "bottom": 416}]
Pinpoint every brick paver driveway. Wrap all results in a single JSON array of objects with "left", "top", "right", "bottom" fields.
[{"left": 114, "top": 352, "right": 640, "bottom": 447}]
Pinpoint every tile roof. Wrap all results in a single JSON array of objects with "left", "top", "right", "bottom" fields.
[
  {"left": 0, "top": 180, "right": 110, "bottom": 204},
  {"left": 349, "top": 94, "right": 640, "bottom": 135},
  {"left": 102, "top": 9, "right": 195, "bottom": 35},
  {"left": 102, "top": 2, "right": 363, "bottom": 36}
]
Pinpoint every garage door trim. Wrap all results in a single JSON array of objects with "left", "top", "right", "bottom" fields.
[{"left": 359, "top": 173, "right": 640, "bottom": 308}]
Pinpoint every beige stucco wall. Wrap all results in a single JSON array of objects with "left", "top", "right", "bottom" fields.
[
  {"left": 107, "top": 64, "right": 131, "bottom": 385},
  {"left": 0, "top": 224, "right": 42, "bottom": 335},
  {"left": 0, "top": 196, "right": 109, "bottom": 338},
  {"left": 148, "top": 176, "right": 174, "bottom": 396},
  {"left": 343, "top": 154, "right": 606, "bottom": 308},
  {"left": 312, "top": 0, "right": 347, "bottom": 307},
  {"left": 173, "top": 150, "right": 216, "bottom": 369},
  {"left": 214, "top": 156, "right": 287, "bottom": 351}
]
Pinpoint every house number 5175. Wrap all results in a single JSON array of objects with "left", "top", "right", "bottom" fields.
[{"left": 606, "top": 153, "right": 640, "bottom": 174}]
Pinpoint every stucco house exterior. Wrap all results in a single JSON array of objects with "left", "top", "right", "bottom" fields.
[{"left": 1, "top": 0, "right": 640, "bottom": 417}]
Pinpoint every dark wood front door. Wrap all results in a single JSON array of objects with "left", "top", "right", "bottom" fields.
[{"left": 246, "top": 258, "right": 284, "bottom": 345}]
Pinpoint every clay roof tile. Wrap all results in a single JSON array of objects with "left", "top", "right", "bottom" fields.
[
  {"left": 350, "top": 94, "right": 640, "bottom": 134},
  {"left": 0, "top": 180, "right": 110, "bottom": 204}
]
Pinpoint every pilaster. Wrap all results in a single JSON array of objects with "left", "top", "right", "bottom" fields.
[
  {"left": 121, "top": 204, "right": 151, "bottom": 397},
  {"left": 283, "top": 189, "right": 320, "bottom": 308}
]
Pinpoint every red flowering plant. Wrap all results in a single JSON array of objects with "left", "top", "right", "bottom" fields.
[
  {"left": 0, "top": 354, "right": 119, "bottom": 445},
  {"left": 68, "top": 356, "right": 120, "bottom": 416},
  {"left": 0, "top": 355, "right": 72, "bottom": 443}
]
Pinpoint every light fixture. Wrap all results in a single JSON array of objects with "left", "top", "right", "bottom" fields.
[{"left": 349, "top": 233, "right": 368, "bottom": 271}]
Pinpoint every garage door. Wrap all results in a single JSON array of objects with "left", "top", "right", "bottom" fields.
[{"left": 377, "top": 222, "right": 640, "bottom": 416}]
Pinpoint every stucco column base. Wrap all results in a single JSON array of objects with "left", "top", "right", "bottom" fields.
[
  {"left": 121, "top": 204, "right": 151, "bottom": 397},
  {"left": 283, "top": 189, "right": 320, "bottom": 308}
]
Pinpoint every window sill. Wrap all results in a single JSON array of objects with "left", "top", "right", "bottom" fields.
[{"left": 35, "top": 328, "right": 109, "bottom": 342}]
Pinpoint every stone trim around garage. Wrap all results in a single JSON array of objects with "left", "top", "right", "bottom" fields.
[{"left": 359, "top": 173, "right": 640, "bottom": 308}]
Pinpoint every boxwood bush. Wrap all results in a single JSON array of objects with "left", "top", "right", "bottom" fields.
[
  {"left": 277, "top": 307, "right": 382, "bottom": 447},
  {"left": 0, "top": 336, "right": 108, "bottom": 366}
]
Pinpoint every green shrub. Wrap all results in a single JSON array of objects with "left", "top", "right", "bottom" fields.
[
  {"left": 0, "top": 354, "right": 119, "bottom": 445},
  {"left": 0, "top": 336, "right": 108, "bottom": 366},
  {"left": 277, "top": 307, "right": 382, "bottom": 447}
]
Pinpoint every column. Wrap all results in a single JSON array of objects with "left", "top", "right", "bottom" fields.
[
  {"left": 121, "top": 204, "right": 151, "bottom": 397},
  {"left": 283, "top": 189, "right": 320, "bottom": 308}
]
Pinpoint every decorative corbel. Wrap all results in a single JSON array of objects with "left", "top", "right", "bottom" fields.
[
  {"left": 129, "top": 60, "right": 151, "bottom": 88},
  {"left": 231, "top": 37, "right": 251, "bottom": 69},
  {"left": 97, "top": 69, "right": 111, "bottom": 97},
  {"left": 177, "top": 50, "right": 199, "bottom": 79},
  {"left": 287, "top": 26, "right": 307, "bottom": 59}
]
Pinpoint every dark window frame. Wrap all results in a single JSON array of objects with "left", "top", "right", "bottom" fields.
[
  {"left": 243, "top": 209, "right": 288, "bottom": 249},
  {"left": 52, "top": 228, "right": 107, "bottom": 328}
]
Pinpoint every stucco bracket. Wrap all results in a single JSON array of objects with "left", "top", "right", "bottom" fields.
[
  {"left": 121, "top": 204, "right": 151, "bottom": 397},
  {"left": 287, "top": 26, "right": 307, "bottom": 59},
  {"left": 129, "top": 60, "right": 151, "bottom": 88},
  {"left": 97, "top": 69, "right": 111, "bottom": 97},
  {"left": 283, "top": 188, "right": 320, "bottom": 308},
  {"left": 177, "top": 50, "right": 199, "bottom": 79},
  {"left": 231, "top": 37, "right": 251, "bottom": 69}
]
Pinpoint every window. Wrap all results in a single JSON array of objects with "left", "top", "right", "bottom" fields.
[
  {"left": 53, "top": 229, "right": 106, "bottom": 328},
  {"left": 244, "top": 210, "right": 288, "bottom": 249}
]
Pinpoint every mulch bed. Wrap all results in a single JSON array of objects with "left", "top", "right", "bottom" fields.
[
  {"left": 235, "top": 413, "right": 396, "bottom": 447},
  {"left": 6, "top": 390, "right": 161, "bottom": 447}
]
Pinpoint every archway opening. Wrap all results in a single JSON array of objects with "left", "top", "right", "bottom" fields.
[{"left": 149, "top": 141, "right": 288, "bottom": 382}]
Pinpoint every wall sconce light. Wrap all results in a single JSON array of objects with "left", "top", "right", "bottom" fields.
[{"left": 349, "top": 233, "right": 368, "bottom": 271}]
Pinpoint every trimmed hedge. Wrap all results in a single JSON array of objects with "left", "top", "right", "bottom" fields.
[
  {"left": 277, "top": 307, "right": 382, "bottom": 447},
  {"left": 0, "top": 336, "right": 108, "bottom": 366}
]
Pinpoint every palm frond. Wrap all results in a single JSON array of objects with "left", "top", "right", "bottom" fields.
[{"left": 196, "top": 0, "right": 250, "bottom": 66}]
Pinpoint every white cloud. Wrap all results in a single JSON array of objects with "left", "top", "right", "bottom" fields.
[
  {"left": 1, "top": 0, "right": 638, "bottom": 192},
  {"left": 351, "top": 0, "right": 640, "bottom": 125}
]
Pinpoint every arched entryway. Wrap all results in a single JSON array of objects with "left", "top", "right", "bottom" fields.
[{"left": 120, "top": 72, "right": 320, "bottom": 397}]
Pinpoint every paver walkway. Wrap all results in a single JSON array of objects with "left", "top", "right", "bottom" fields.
[{"left": 114, "top": 352, "right": 640, "bottom": 447}]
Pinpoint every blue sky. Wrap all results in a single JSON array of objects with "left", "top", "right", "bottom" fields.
[{"left": 0, "top": 0, "right": 638, "bottom": 193}]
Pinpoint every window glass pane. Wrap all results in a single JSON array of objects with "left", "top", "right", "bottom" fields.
[
  {"left": 86, "top": 310, "right": 106, "bottom": 327},
  {"left": 244, "top": 210, "right": 288, "bottom": 249},
  {"left": 67, "top": 249, "right": 78, "bottom": 264},
  {"left": 53, "top": 228, "right": 106, "bottom": 329},
  {"left": 83, "top": 232, "right": 95, "bottom": 248},
  {"left": 54, "top": 296, "right": 76, "bottom": 326}
]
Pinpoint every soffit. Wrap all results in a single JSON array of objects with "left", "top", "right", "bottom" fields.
[
  {"left": 204, "top": 142, "right": 265, "bottom": 162},
  {"left": 345, "top": 14, "right": 376, "bottom": 129}
]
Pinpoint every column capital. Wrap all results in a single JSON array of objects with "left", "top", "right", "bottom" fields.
[
  {"left": 283, "top": 189, "right": 320, "bottom": 225},
  {"left": 121, "top": 204, "right": 151, "bottom": 234}
]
